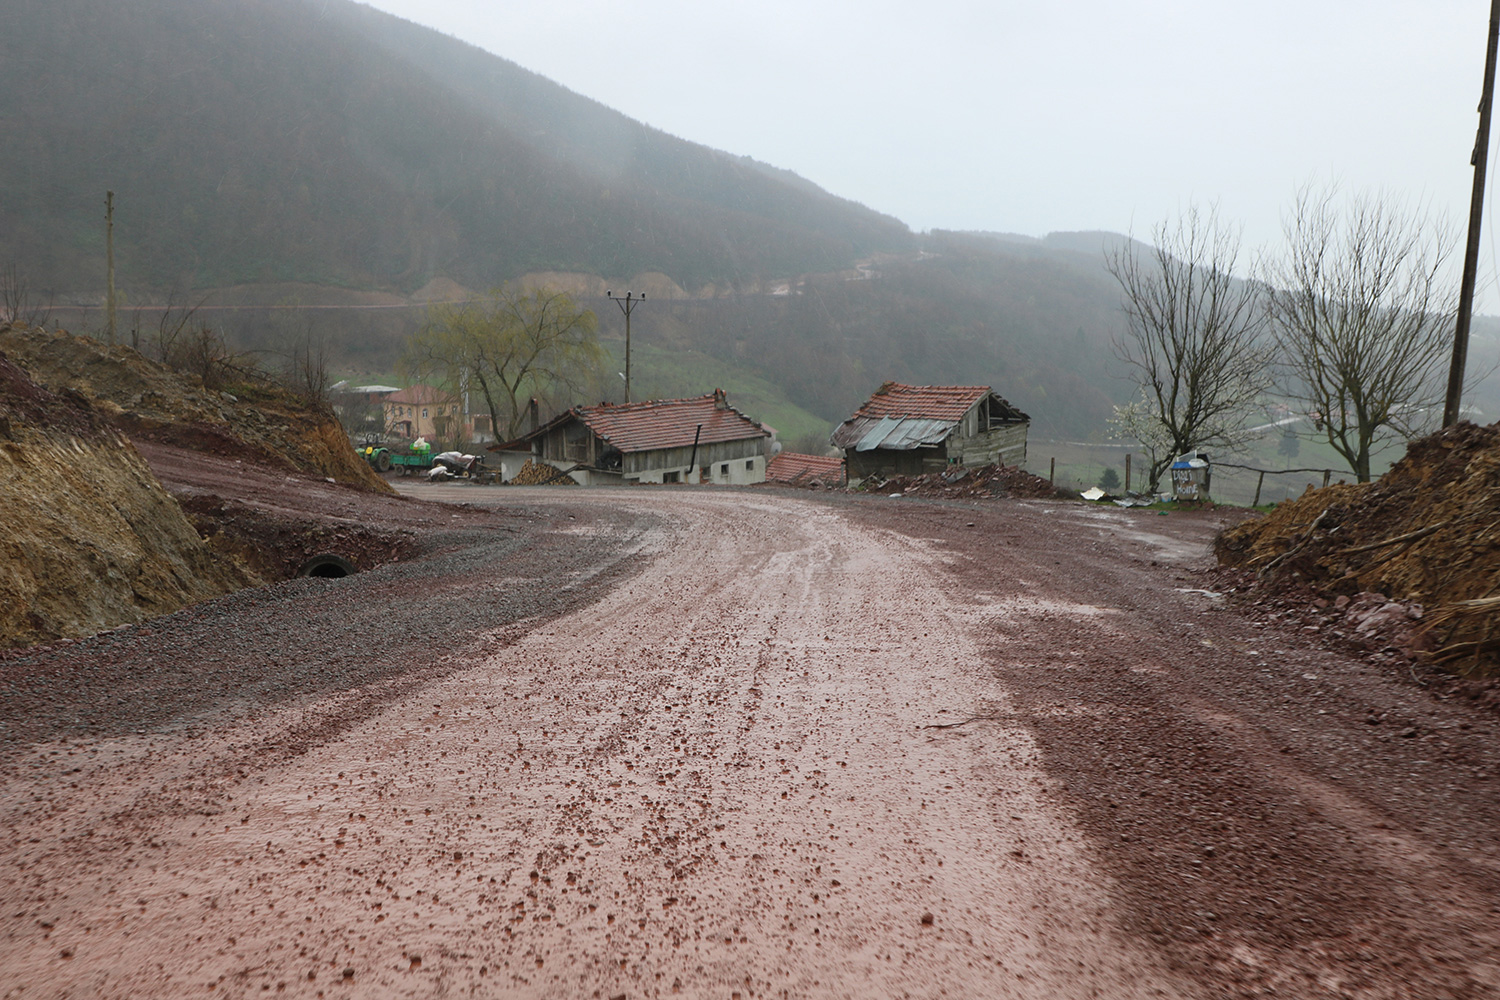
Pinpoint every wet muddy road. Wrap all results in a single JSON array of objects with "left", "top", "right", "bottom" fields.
[{"left": 3, "top": 489, "right": 1498, "bottom": 999}]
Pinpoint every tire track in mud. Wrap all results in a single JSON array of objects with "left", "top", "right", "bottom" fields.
[{"left": 1, "top": 490, "right": 1197, "bottom": 999}]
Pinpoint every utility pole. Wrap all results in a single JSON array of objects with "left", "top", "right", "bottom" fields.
[
  {"left": 606, "top": 289, "right": 645, "bottom": 403},
  {"left": 105, "top": 191, "right": 117, "bottom": 345},
  {"left": 1444, "top": 0, "right": 1500, "bottom": 427}
]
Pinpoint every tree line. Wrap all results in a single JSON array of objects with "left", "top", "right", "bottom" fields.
[{"left": 1108, "top": 185, "right": 1467, "bottom": 488}]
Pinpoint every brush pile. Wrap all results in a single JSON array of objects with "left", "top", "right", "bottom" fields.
[
  {"left": 510, "top": 459, "right": 576, "bottom": 485},
  {"left": 858, "top": 463, "right": 1068, "bottom": 500}
]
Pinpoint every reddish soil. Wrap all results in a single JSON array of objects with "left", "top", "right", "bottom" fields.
[{"left": 2, "top": 487, "right": 1497, "bottom": 999}]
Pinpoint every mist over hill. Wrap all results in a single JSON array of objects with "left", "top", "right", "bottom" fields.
[
  {"left": 0, "top": 0, "right": 911, "bottom": 295},
  {"left": 8, "top": 0, "right": 1489, "bottom": 448}
]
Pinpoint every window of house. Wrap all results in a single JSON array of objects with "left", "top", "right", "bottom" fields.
[
  {"left": 720, "top": 463, "right": 729, "bottom": 476},
  {"left": 745, "top": 460, "right": 754, "bottom": 470},
  {"left": 664, "top": 471, "right": 680, "bottom": 483},
  {"left": 422, "top": 408, "right": 429, "bottom": 418}
]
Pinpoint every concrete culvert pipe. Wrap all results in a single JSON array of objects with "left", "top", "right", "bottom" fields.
[{"left": 297, "top": 554, "right": 357, "bottom": 579}]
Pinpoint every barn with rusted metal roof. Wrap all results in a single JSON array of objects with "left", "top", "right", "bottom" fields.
[
  {"left": 831, "top": 382, "right": 1029, "bottom": 484},
  {"left": 500, "top": 389, "right": 772, "bottom": 485}
]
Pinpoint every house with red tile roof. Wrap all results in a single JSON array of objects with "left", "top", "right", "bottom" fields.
[
  {"left": 830, "top": 382, "right": 1029, "bottom": 484},
  {"left": 498, "top": 389, "right": 772, "bottom": 485},
  {"left": 766, "top": 451, "right": 844, "bottom": 487}
]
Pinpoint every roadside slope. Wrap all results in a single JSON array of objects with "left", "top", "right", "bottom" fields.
[{"left": 0, "top": 354, "right": 252, "bottom": 647}]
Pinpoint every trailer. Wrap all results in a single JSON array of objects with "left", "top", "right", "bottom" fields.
[
  {"left": 358, "top": 445, "right": 497, "bottom": 482},
  {"left": 389, "top": 451, "right": 437, "bottom": 477},
  {"left": 357, "top": 445, "right": 435, "bottom": 477}
]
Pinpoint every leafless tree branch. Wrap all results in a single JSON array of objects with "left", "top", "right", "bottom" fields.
[
  {"left": 1107, "top": 204, "right": 1275, "bottom": 489},
  {"left": 1260, "top": 185, "right": 1457, "bottom": 482}
]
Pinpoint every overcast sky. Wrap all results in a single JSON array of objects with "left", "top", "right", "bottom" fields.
[{"left": 362, "top": 0, "right": 1495, "bottom": 286}]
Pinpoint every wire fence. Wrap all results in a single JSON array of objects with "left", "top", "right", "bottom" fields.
[
  {"left": 1209, "top": 462, "right": 1348, "bottom": 506},
  {"left": 1031, "top": 445, "right": 1353, "bottom": 507}
]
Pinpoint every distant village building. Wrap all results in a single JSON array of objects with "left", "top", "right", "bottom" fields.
[
  {"left": 499, "top": 390, "right": 772, "bottom": 485},
  {"left": 351, "top": 384, "right": 402, "bottom": 403},
  {"left": 330, "top": 383, "right": 402, "bottom": 441},
  {"left": 383, "top": 385, "right": 463, "bottom": 442},
  {"left": 831, "top": 382, "right": 1029, "bottom": 484}
]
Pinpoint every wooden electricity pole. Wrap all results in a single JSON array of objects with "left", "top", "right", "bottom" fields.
[
  {"left": 1444, "top": 0, "right": 1500, "bottom": 427},
  {"left": 607, "top": 289, "right": 645, "bottom": 403},
  {"left": 105, "top": 191, "right": 117, "bottom": 345}
]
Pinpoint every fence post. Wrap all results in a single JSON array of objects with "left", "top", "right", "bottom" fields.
[
  {"left": 1322, "top": 470, "right": 1331, "bottom": 488},
  {"left": 1253, "top": 470, "right": 1265, "bottom": 506},
  {"left": 1049, "top": 457, "right": 1055, "bottom": 484},
  {"left": 1125, "top": 453, "right": 1132, "bottom": 492}
]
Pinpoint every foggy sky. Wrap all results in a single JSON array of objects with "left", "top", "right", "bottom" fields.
[{"left": 360, "top": 0, "right": 1495, "bottom": 286}]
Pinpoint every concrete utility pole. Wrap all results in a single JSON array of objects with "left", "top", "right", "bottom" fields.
[
  {"left": 607, "top": 289, "right": 645, "bottom": 403},
  {"left": 1444, "top": 0, "right": 1500, "bottom": 427},
  {"left": 105, "top": 191, "right": 117, "bottom": 345}
]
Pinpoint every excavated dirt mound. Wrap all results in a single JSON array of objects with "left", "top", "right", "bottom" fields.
[
  {"left": 0, "top": 325, "right": 390, "bottom": 493},
  {"left": 1217, "top": 421, "right": 1500, "bottom": 675},
  {"left": 855, "top": 462, "right": 1070, "bottom": 500},
  {"left": 0, "top": 354, "right": 253, "bottom": 648}
]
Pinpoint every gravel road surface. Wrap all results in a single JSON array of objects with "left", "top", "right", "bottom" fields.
[{"left": 2, "top": 487, "right": 1497, "bottom": 999}]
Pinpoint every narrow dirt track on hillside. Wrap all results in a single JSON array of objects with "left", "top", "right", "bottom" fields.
[{"left": 2, "top": 488, "right": 1498, "bottom": 999}]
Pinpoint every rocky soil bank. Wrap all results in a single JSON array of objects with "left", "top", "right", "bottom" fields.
[
  {"left": 0, "top": 325, "right": 388, "bottom": 493},
  {"left": 0, "top": 354, "right": 251, "bottom": 648},
  {"left": 0, "top": 323, "right": 416, "bottom": 649}
]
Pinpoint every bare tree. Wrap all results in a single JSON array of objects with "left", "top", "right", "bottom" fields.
[
  {"left": 1261, "top": 186, "right": 1456, "bottom": 482},
  {"left": 402, "top": 287, "right": 602, "bottom": 441},
  {"left": 266, "top": 312, "right": 332, "bottom": 407},
  {"left": 1106, "top": 205, "right": 1275, "bottom": 489},
  {"left": 0, "top": 264, "right": 52, "bottom": 328}
]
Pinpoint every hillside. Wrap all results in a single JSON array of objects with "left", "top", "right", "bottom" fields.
[
  {"left": 11, "top": 0, "right": 1494, "bottom": 452},
  {"left": 0, "top": 0, "right": 911, "bottom": 296}
]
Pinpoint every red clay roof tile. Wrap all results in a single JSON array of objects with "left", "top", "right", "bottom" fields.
[
  {"left": 767, "top": 452, "right": 844, "bottom": 484},
  {"left": 850, "top": 383, "right": 993, "bottom": 422},
  {"left": 576, "top": 393, "right": 768, "bottom": 453}
]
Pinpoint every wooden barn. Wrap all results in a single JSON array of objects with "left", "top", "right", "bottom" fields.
[{"left": 831, "top": 382, "right": 1029, "bottom": 484}]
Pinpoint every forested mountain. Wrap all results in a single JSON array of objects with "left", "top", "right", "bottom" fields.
[
  {"left": 35, "top": 0, "right": 1489, "bottom": 448},
  {"left": 624, "top": 230, "right": 1137, "bottom": 440},
  {"left": 0, "top": 0, "right": 911, "bottom": 294}
]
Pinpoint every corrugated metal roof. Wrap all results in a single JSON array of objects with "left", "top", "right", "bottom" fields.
[
  {"left": 767, "top": 452, "right": 843, "bottom": 484},
  {"left": 845, "top": 416, "right": 954, "bottom": 451},
  {"left": 576, "top": 393, "right": 769, "bottom": 454}
]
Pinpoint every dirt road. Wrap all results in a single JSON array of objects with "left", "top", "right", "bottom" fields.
[{"left": 3, "top": 488, "right": 1498, "bottom": 999}]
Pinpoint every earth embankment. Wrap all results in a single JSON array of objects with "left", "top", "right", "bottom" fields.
[
  {"left": 0, "top": 354, "right": 252, "bottom": 647},
  {"left": 1217, "top": 421, "right": 1500, "bottom": 676},
  {"left": 0, "top": 323, "right": 417, "bottom": 647}
]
